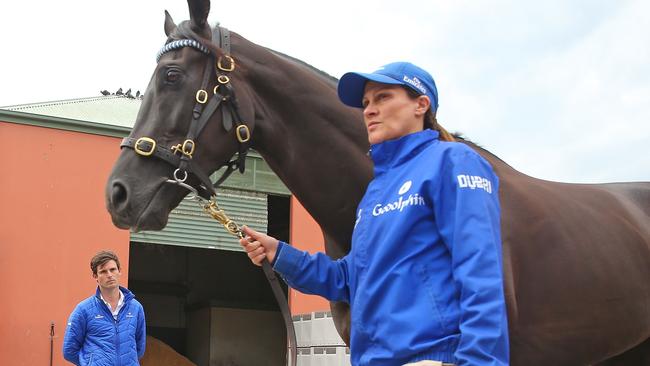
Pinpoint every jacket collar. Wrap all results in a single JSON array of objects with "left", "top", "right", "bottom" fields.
[
  {"left": 370, "top": 129, "right": 439, "bottom": 175},
  {"left": 95, "top": 286, "right": 134, "bottom": 302}
]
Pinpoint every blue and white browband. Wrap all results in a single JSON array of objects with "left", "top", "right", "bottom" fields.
[{"left": 156, "top": 39, "right": 210, "bottom": 62}]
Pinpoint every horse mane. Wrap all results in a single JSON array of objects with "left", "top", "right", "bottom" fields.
[
  {"left": 266, "top": 49, "right": 339, "bottom": 88},
  {"left": 452, "top": 133, "right": 514, "bottom": 169},
  {"left": 172, "top": 21, "right": 339, "bottom": 92}
]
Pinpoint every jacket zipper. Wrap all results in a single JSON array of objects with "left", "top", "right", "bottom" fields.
[
  {"left": 115, "top": 318, "right": 120, "bottom": 366},
  {"left": 98, "top": 295, "right": 125, "bottom": 366},
  {"left": 114, "top": 298, "right": 131, "bottom": 366}
]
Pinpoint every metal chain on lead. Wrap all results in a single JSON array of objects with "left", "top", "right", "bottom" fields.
[
  {"left": 175, "top": 187, "right": 242, "bottom": 239},
  {"left": 202, "top": 197, "right": 244, "bottom": 239}
]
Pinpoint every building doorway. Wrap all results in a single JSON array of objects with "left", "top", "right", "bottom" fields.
[{"left": 128, "top": 194, "right": 290, "bottom": 365}]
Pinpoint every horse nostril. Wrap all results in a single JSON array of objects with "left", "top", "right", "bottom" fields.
[{"left": 111, "top": 181, "right": 128, "bottom": 208}]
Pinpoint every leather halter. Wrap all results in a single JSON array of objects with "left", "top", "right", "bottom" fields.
[
  {"left": 120, "top": 26, "right": 251, "bottom": 200},
  {"left": 120, "top": 26, "right": 298, "bottom": 366}
]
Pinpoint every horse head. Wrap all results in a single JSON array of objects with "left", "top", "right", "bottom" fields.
[
  {"left": 106, "top": 0, "right": 259, "bottom": 231},
  {"left": 105, "top": 0, "right": 373, "bottom": 346}
]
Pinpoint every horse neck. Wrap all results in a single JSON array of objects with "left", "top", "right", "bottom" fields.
[{"left": 233, "top": 35, "right": 373, "bottom": 250}]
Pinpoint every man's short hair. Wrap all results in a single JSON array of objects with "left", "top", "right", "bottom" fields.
[{"left": 90, "top": 250, "right": 121, "bottom": 275}]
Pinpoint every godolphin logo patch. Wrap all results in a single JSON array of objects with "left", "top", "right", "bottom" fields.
[{"left": 373, "top": 180, "right": 426, "bottom": 217}]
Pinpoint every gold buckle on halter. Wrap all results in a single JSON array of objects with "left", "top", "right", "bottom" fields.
[
  {"left": 195, "top": 89, "right": 208, "bottom": 104},
  {"left": 213, "top": 85, "right": 220, "bottom": 94},
  {"left": 134, "top": 137, "right": 156, "bottom": 156},
  {"left": 217, "top": 75, "right": 230, "bottom": 84},
  {"left": 236, "top": 125, "right": 250, "bottom": 143},
  {"left": 172, "top": 139, "right": 196, "bottom": 158},
  {"left": 217, "top": 55, "right": 236, "bottom": 72}
]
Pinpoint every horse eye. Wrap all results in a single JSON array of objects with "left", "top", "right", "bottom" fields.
[{"left": 165, "top": 69, "right": 181, "bottom": 83}]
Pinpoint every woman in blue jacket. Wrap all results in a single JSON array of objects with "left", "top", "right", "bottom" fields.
[{"left": 240, "top": 61, "right": 509, "bottom": 366}]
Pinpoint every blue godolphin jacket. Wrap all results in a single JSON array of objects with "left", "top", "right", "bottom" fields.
[
  {"left": 63, "top": 286, "right": 146, "bottom": 366},
  {"left": 274, "top": 130, "right": 509, "bottom": 366}
]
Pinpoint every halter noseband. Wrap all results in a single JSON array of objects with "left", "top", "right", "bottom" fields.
[{"left": 121, "top": 25, "right": 251, "bottom": 200}]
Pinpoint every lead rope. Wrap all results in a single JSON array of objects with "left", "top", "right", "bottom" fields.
[{"left": 201, "top": 196, "right": 298, "bottom": 366}]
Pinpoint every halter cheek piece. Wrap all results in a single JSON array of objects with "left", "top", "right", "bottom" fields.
[{"left": 120, "top": 26, "right": 251, "bottom": 200}]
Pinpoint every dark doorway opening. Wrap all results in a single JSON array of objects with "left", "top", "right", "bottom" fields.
[{"left": 128, "top": 194, "right": 290, "bottom": 365}]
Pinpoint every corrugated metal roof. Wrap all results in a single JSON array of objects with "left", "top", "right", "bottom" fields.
[{"left": 1, "top": 95, "right": 140, "bottom": 128}]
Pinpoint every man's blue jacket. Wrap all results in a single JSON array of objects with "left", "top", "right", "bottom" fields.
[
  {"left": 63, "top": 286, "right": 146, "bottom": 366},
  {"left": 274, "top": 130, "right": 509, "bottom": 365}
]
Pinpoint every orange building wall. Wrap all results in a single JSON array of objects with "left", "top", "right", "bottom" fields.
[
  {"left": 288, "top": 198, "right": 331, "bottom": 315},
  {"left": 0, "top": 122, "right": 130, "bottom": 366},
  {"left": 0, "top": 119, "right": 333, "bottom": 364}
]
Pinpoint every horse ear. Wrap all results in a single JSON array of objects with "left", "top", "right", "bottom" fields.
[
  {"left": 187, "top": 0, "right": 210, "bottom": 29},
  {"left": 164, "top": 10, "right": 176, "bottom": 37}
]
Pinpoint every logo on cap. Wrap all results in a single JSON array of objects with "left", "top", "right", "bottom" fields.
[{"left": 403, "top": 76, "right": 427, "bottom": 95}]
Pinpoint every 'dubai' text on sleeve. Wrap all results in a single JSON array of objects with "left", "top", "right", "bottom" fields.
[{"left": 433, "top": 149, "right": 509, "bottom": 365}]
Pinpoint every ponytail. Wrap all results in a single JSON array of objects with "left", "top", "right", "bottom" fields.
[{"left": 425, "top": 110, "right": 455, "bottom": 142}]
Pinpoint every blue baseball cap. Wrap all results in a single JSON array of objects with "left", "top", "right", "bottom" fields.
[{"left": 337, "top": 61, "right": 439, "bottom": 111}]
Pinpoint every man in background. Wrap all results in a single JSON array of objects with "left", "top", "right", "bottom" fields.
[{"left": 63, "top": 250, "right": 146, "bottom": 365}]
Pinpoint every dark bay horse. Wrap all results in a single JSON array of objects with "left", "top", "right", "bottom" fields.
[{"left": 105, "top": 1, "right": 650, "bottom": 364}]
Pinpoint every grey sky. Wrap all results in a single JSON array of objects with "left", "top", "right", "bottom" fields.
[{"left": 1, "top": 0, "right": 648, "bottom": 183}]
